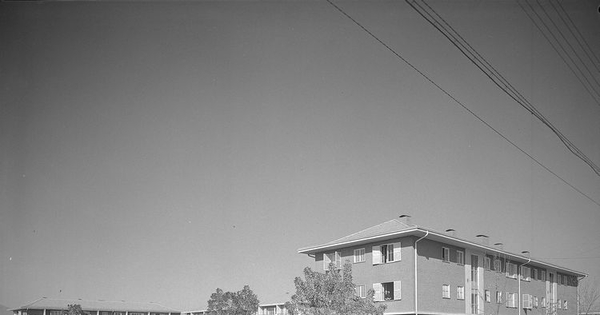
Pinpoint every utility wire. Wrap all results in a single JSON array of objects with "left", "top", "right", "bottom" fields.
[
  {"left": 533, "top": 0, "right": 600, "bottom": 99},
  {"left": 407, "top": 0, "right": 600, "bottom": 176},
  {"left": 520, "top": 0, "right": 600, "bottom": 105},
  {"left": 550, "top": 0, "right": 600, "bottom": 74},
  {"left": 322, "top": 0, "right": 600, "bottom": 207}
]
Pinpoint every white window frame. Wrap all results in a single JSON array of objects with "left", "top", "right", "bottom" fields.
[
  {"left": 485, "top": 290, "right": 491, "bottom": 303},
  {"left": 564, "top": 300, "right": 568, "bottom": 310},
  {"left": 374, "top": 281, "right": 401, "bottom": 301},
  {"left": 442, "top": 247, "right": 450, "bottom": 262},
  {"left": 457, "top": 286, "right": 465, "bottom": 300},
  {"left": 373, "top": 242, "right": 401, "bottom": 265},
  {"left": 323, "top": 251, "right": 341, "bottom": 270},
  {"left": 523, "top": 294, "right": 533, "bottom": 309},
  {"left": 484, "top": 256, "right": 491, "bottom": 270},
  {"left": 506, "top": 292, "right": 517, "bottom": 308},
  {"left": 521, "top": 266, "right": 531, "bottom": 281},
  {"left": 506, "top": 261, "right": 518, "bottom": 278},
  {"left": 541, "top": 297, "right": 547, "bottom": 308},
  {"left": 442, "top": 284, "right": 450, "bottom": 299},
  {"left": 354, "top": 248, "right": 365, "bottom": 263},
  {"left": 494, "top": 258, "right": 502, "bottom": 272},
  {"left": 457, "top": 251, "right": 464, "bottom": 265},
  {"left": 496, "top": 291, "right": 503, "bottom": 304},
  {"left": 540, "top": 270, "right": 546, "bottom": 281},
  {"left": 355, "top": 284, "right": 366, "bottom": 298}
]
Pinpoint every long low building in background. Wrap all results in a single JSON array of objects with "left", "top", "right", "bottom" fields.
[
  {"left": 10, "top": 298, "right": 181, "bottom": 315},
  {"left": 182, "top": 302, "right": 288, "bottom": 315}
]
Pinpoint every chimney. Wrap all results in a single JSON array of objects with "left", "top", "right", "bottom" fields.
[
  {"left": 399, "top": 214, "right": 412, "bottom": 226},
  {"left": 476, "top": 234, "right": 489, "bottom": 246},
  {"left": 445, "top": 228, "right": 456, "bottom": 237}
]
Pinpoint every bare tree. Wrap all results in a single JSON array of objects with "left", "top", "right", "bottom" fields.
[{"left": 579, "top": 280, "right": 600, "bottom": 315}]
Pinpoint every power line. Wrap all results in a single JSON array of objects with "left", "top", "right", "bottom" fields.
[
  {"left": 550, "top": 0, "right": 600, "bottom": 74},
  {"left": 519, "top": 0, "right": 600, "bottom": 105},
  {"left": 322, "top": 0, "right": 600, "bottom": 207},
  {"left": 407, "top": 0, "right": 600, "bottom": 176}
]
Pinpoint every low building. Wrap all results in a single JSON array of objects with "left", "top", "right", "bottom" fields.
[
  {"left": 182, "top": 302, "right": 287, "bottom": 315},
  {"left": 298, "top": 217, "right": 587, "bottom": 315},
  {"left": 10, "top": 298, "right": 181, "bottom": 315}
]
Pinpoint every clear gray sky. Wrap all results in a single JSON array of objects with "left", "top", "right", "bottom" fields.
[{"left": 1, "top": 0, "right": 599, "bottom": 312}]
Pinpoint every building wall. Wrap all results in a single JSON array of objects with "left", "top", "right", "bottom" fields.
[
  {"left": 315, "top": 236, "right": 416, "bottom": 314},
  {"left": 312, "top": 236, "right": 581, "bottom": 315},
  {"left": 416, "top": 238, "right": 466, "bottom": 314}
]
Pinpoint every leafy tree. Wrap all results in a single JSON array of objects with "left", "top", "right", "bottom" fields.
[
  {"left": 207, "top": 286, "right": 259, "bottom": 315},
  {"left": 63, "top": 305, "right": 85, "bottom": 315},
  {"left": 285, "top": 261, "right": 386, "bottom": 315}
]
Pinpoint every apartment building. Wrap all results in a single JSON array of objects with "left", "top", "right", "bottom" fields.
[
  {"left": 10, "top": 298, "right": 181, "bottom": 315},
  {"left": 298, "top": 218, "right": 586, "bottom": 315}
]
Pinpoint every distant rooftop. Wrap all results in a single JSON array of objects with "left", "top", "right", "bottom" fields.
[{"left": 10, "top": 298, "right": 180, "bottom": 313}]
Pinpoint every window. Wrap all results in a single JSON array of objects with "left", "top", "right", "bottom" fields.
[
  {"left": 521, "top": 266, "right": 531, "bottom": 281},
  {"left": 494, "top": 258, "right": 502, "bottom": 272},
  {"left": 506, "top": 261, "right": 518, "bottom": 278},
  {"left": 373, "top": 243, "right": 401, "bottom": 265},
  {"left": 541, "top": 297, "right": 547, "bottom": 308},
  {"left": 484, "top": 257, "right": 491, "bottom": 270},
  {"left": 496, "top": 291, "right": 503, "bottom": 304},
  {"left": 442, "top": 247, "right": 450, "bottom": 262},
  {"left": 485, "top": 290, "right": 491, "bottom": 303},
  {"left": 540, "top": 270, "right": 547, "bottom": 281},
  {"left": 354, "top": 248, "right": 365, "bottom": 263},
  {"left": 323, "top": 251, "right": 341, "bottom": 270},
  {"left": 557, "top": 299, "right": 562, "bottom": 309},
  {"left": 442, "top": 284, "right": 450, "bottom": 299},
  {"left": 457, "top": 251, "right": 464, "bottom": 265},
  {"left": 49, "top": 311, "right": 62, "bottom": 315},
  {"left": 373, "top": 281, "right": 401, "bottom": 301},
  {"left": 523, "top": 294, "right": 533, "bottom": 309},
  {"left": 534, "top": 296, "right": 539, "bottom": 308},
  {"left": 564, "top": 300, "right": 568, "bottom": 310},
  {"left": 457, "top": 286, "right": 465, "bottom": 300},
  {"left": 532, "top": 268, "right": 538, "bottom": 280},
  {"left": 506, "top": 293, "right": 517, "bottom": 308},
  {"left": 355, "top": 284, "right": 366, "bottom": 298}
]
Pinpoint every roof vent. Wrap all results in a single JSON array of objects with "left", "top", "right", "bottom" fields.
[
  {"left": 476, "top": 234, "right": 489, "bottom": 246},
  {"left": 399, "top": 215, "right": 412, "bottom": 226},
  {"left": 494, "top": 242, "right": 504, "bottom": 251},
  {"left": 445, "top": 228, "right": 456, "bottom": 237}
]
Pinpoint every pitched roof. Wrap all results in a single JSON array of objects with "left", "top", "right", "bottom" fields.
[
  {"left": 297, "top": 218, "right": 587, "bottom": 277},
  {"left": 298, "top": 218, "right": 416, "bottom": 253},
  {"left": 10, "top": 298, "right": 180, "bottom": 313}
]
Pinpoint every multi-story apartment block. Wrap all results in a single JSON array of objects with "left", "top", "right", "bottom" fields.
[{"left": 298, "top": 218, "right": 586, "bottom": 315}]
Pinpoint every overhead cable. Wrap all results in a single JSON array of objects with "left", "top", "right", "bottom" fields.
[{"left": 322, "top": 0, "right": 600, "bottom": 207}]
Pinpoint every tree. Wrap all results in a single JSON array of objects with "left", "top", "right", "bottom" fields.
[
  {"left": 207, "top": 286, "right": 260, "bottom": 315},
  {"left": 285, "top": 261, "right": 386, "bottom": 315},
  {"left": 63, "top": 305, "right": 85, "bottom": 315},
  {"left": 579, "top": 280, "right": 600, "bottom": 315}
]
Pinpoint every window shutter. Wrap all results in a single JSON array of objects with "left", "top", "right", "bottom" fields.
[
  {"left": 393, "top": 242, "right": 401, "bottom": 261},
  {"left": 372, "top": 246, "right": 381, "bottom": 265},
  {"left": 334, "top": 251, "right": 341, "bottom": 269},
  {"left": 394, "top": 281, "right": 402, "bottom": 300},
  {"left": 323, "top": 252, "right": 331, "bottom": 271},
  {"left": 373, "top": 283, "right": 383, "bottom": 301}
]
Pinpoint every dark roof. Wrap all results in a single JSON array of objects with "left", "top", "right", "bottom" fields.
[
  {"left": 298, "top": 218, "right": 587, "bottom": 277},
  {"left": 10, "top": 298, "right": 180, "bottom": 313}
]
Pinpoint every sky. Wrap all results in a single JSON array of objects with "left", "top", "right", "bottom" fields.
[{"left": 1, "top": 0, "right": 600, "bottom": 312}]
